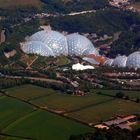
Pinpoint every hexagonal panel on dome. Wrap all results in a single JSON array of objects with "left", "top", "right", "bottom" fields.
[
  {"left": 43, "top": 31, "right": 68, "bottom": 56},
  {"left": 30, "top": 30, "right": 68, "bottom": 56},
  {"left": 112, "top": 55, "right": 127, "bottom": 68},
  {"left": 126, "top": 51, "right": 140, "bottom": 69},
  {"left": 104, "top": 58, "right": 114, "bottom": 66},
  {"left": 21, "top": 41, "right": 54, "bottom": 57},
  {"left": 67, "top": 33, "right": 97, "bottom": 56}
]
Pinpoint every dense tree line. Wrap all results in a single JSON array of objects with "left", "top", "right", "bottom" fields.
[
  {"left": 69, "top": 127, "right": 140, "bottom": 140},
  {"left": 48, "top": 8, "right": 140, "bottom": 36},
  {"left": 109, "top": 25, "right": 140, "bottom": 57},
  {"left": 41, "top": 0, "right": 109, "bottom": 14}
]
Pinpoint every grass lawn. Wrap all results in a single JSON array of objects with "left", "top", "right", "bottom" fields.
[
  {"left": 3, "top": 110, "right": 94, "bottom": 140},
  {"left": 57, "top": 56, "right": 70, "bottom": 66},
  {"left": 0, "top": 96, "right": 34, "bottom": 131}
]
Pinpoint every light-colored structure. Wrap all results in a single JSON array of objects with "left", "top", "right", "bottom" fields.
[
  {"left": 112, "top": 55, "right": 127, "bottom": 68},
  {"left": 72, "top": 63, "right": 95, "bottom": 71},
  {"left": 21, "top": 30, "right": 98, "bottom": 57},
  {"left": 126, "top": 51, "right": 140, "bottom": 69}
]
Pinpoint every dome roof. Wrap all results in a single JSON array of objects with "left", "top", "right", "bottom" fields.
[
  {"left": 30, "top": 30, "right": 48, "bottom": 42},
  {"left": 30, "top": 30, "right": 68, "bottom": 56},
  {"left": 104, "top": 58, "right": 114, "bottom": 66},
  {"left": 67, "top": 33, "right": 97, "bottom": 56},
  {"left": 22, "top": 30, "right": 98, "bottom": 57},
  {"left": 126, "top": 51, "right": 140, "bottom": 69},
  {"left": 22, "top": 41, "right": 54, "bottom": 57},
  {"left": 112, "top": 55, "right": 127, "bottom": 68}
]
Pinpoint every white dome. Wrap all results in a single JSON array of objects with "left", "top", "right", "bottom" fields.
[
  {"left": 67, "top": 33, "right": 98, "bottom": 56},
  {"left": 104, "top": 58, "right": 114, "bottom": 66},
  {"left": 22, "top": 41, "right": 54, "bottom": 57},
  {"left": 112, "top": 55, "right": 127, "bottom": 68},
  {"left": 126, "top": 51, "right": 140, "bottom": 69},
  {"left": 30, "top": 30, "right": 68, "bottom": 56},
  {"left": 22, "top": 30, "right": 99, "bottom": 57}
]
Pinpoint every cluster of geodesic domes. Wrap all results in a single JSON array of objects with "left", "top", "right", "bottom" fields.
[
  {"left": 103, "top": 51, "right": 140, "bottom": 69},
  {"left": 21, "top": 30, "right": 98, "bottom": 57}
]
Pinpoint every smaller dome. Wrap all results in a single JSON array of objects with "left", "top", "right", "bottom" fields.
[
  {"left": 112, "top": 55, "right": 127, "bottom": 68},
  {"left": 67, "top": 33, "right": 97, "bottom": 56},
  {"left": 104, "top": 58, "right": 114, "bottom": 66},
  {"left": 126, "top": 51, "right": 140, "bottom": 69}
]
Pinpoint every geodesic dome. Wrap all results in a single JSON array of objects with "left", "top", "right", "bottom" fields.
[
  {"left": 104, "top": 58, "right": 114, "bottom": 66},
  {"left": 22, "top": 30, "right": 98, "bottom": 57},
  {"left": 67, "top": 33, "right": 98, "bottom": 56},
  {"left": 21, "top": 41, "right": 54, "bottom": 57},
  {"left": 30, "top": 30, "right": 68, "bottom": 56},
  {"left": 126, "top": 51, "right": 140, "bottom": 69},
  {"left": 112, "top": 55, "right": 127, "bottom": 68}
]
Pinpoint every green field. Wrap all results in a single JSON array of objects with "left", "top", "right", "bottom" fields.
[
  {"left": 0, "top": 0, "right": 42, "bottom": 9},
  {"left": 0, "top": 96, "right": 34, "bottom": 131},
  {"left": 68, "top": 99, "right": 140, "bottom": 123},
  {"left": 6, "top": 85, "right": 140, "bottom": 124},
  {"left": 0, "top": 90, "right": 94, "bottom": 140},
  {"left": 3, "top": 110, "right": 93, "bottom": 140},
  {"left": 5, "top": 84, "right": 58, "bottom": 101}
]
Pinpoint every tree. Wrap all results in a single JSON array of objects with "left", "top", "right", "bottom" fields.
[{"left": 115, "top": 91, "right": 124, "bottom": 98}]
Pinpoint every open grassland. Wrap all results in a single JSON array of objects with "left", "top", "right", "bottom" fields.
[
  {"left": 6, "top": 85, "right": 140, "bottom": 124},
  {"left": 0, "top": 96, "right": 34, "bottom": 131},
  {"left": 3, "top": 110, "right": 93, "bottom": 140},
  {"left": 0, "top": 0, "right": 42, "bottom": 9}
]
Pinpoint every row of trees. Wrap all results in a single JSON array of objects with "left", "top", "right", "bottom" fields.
[
  {"left": 0, "top": 77, "right": 73, "bottom": 94},
  {"left": 69, "top": 127, "right": 140, "bottom": 140}
]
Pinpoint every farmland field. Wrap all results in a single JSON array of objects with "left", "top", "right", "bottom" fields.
[
  {"left": 5, "top": 84, "right": 58, "bottom": 101},
  {"left": 68, "top": 99, "right": 140, "bottom": 123},
  {"left": 3, "top": 110, "right": 93, "bottom": 140},
  {"left": 6, "top": 85, "right": 140, "bottom": 124},
  {"left": 0, "top": 0, "right": 42, "bottom": 9},
  {"left": 0, "top": 90, "right": 94, "bottom": 140},
  {"left": 0, "top": 96, "right": 34, "bottom": 131}
]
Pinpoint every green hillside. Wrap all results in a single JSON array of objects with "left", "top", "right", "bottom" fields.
[{"left": 0, "top": 0, "right": 42, "bottom": 9}]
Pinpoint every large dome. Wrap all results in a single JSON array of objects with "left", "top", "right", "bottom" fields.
[
  {"left": 112, "top": 55, "right": 127, "bottom": 68},
  {"left": 67, "top": 33, "right": 98, "bottom": 56},
  {"left": 21, "top": 41, "right": 54, "bottom": 57},
  {"left": 22, "top": 30, "right": 98, "bottom": 57},
  {"left": 30, "top": 30, "right": 68, "bottom": 56},
  {"left": 126, "top": 51, "right": 140, "bottom": 69}
]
